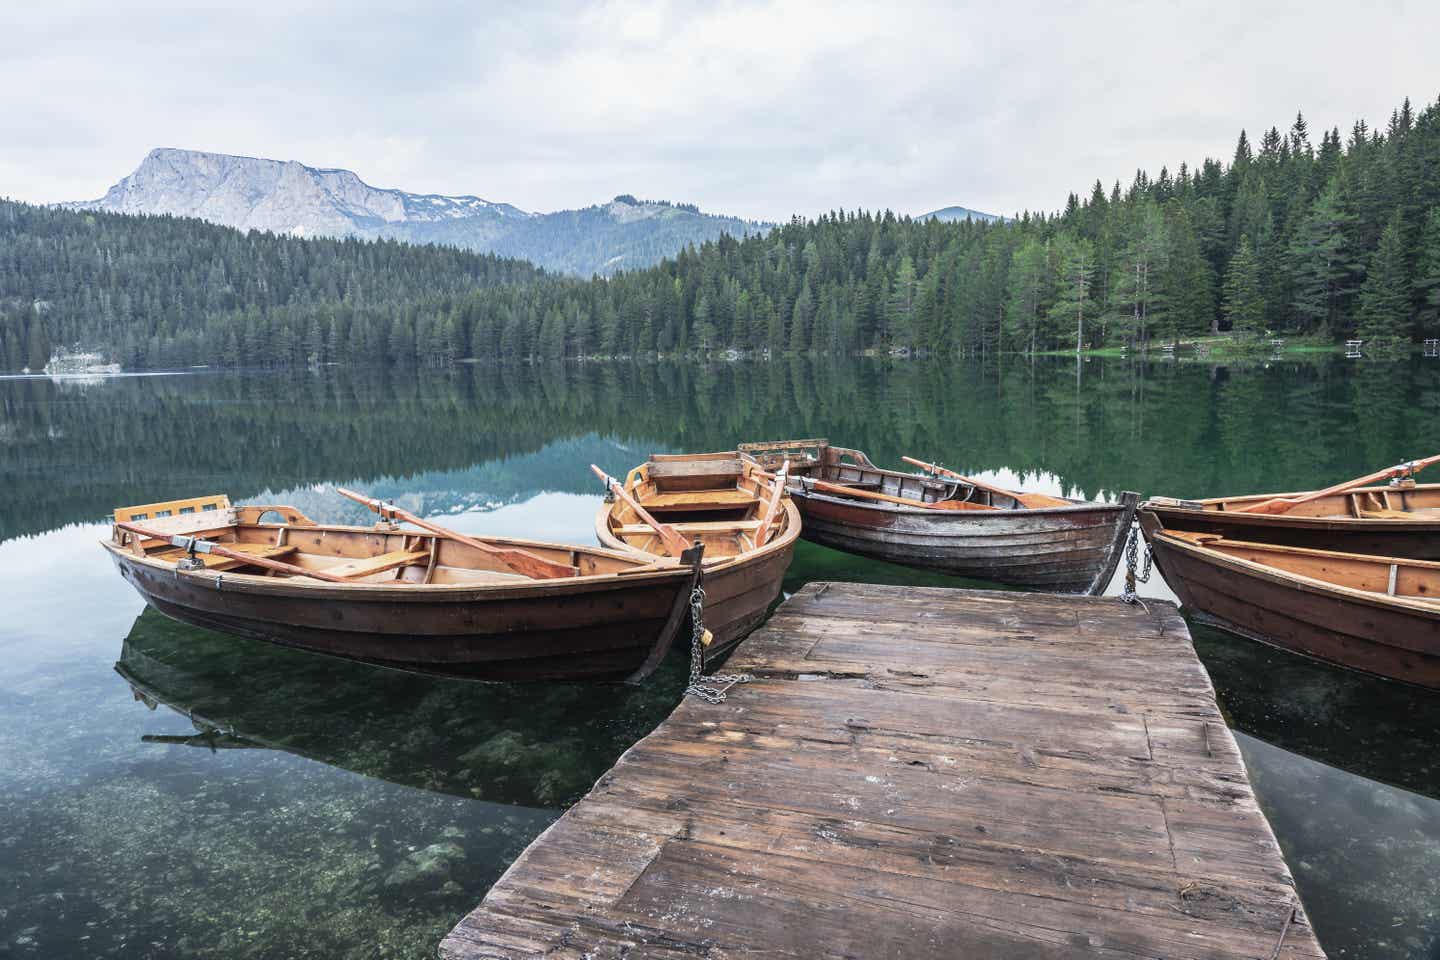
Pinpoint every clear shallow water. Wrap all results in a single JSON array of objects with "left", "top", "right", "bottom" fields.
[{"left": 2, "top": 357, "right": 1438, "bottom": 958}]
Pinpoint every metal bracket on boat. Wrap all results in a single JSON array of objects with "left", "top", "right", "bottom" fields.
[
  {"left": 1390, "top": 460, "right": 1421, "bottom": 487},
  {"left": 172, "top": 534, "right": 212, "bottom": 572},
  {"left": 374, "top": 499, "right": 402, "bottom": 532}
]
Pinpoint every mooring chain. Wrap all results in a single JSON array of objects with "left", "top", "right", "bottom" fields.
[
  {"left": 1121, "top": 521, "right": 1153, "bottom": 606},
  {"left": 684, "top": 585, "right": 750, "bottom": 703}
]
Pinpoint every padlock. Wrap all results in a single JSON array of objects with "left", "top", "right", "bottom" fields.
[{"left": 700, "top": 628, "right": 715, "bottom": 647}]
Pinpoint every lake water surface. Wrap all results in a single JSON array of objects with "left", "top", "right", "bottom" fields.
[{"left": 2, "top": 357, "right": 1438, "bottom": 958}]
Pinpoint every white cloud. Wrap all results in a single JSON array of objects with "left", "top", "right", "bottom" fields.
[{"left": 2, "top": 0, "right": 1436, "bottom": 222}]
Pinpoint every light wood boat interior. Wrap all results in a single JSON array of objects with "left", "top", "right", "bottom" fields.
[
  {"left": 609, "top": 454, "right": 787, "bottom": 558},
  {"left": 740, "top": 439, "right": 1037, "bottom": 511},
  {"left": 1179, "top": 483, "right": 1440, "bottom": 519},
  {"left": 1166, "top": 530, "right": 1440, "bottom": 602},
  {"left": 113, "top": 495, "right": 645, "bottom": 585}
]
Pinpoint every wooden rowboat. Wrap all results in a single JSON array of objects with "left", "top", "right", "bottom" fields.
[
  {"left": 1142, "top": 482, "right": 1440, "bottom": 559},
  {"left": 738, "top": 439, "right": 1137, "bottom": 594},
  {"left": 102, "top": 494, "right": 703, "bottom": 682},
  {"left": 1140, "top": 523, "right": 1440, "bottom": 689},
  {"left": 593, "top": 452, "right": 800, "bottom": 665}
]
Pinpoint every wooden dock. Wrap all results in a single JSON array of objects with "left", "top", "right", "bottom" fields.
[{"left": 442, "top": 582, "right": 1324, "bottom": 959}]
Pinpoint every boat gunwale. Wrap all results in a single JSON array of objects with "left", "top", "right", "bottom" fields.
[
  {"left": 1142, "top": 489, "right": 1440, "bottom": 529},
  {"left": 1148, "top": 530, "right": 1440, "bottom": 617},
  {"left": 789, "top": 484, "right": 1123, "bottom": 518},
  {"left": 593, "top": 497, "right": 802, "bottom": 570},
  {"left": 593, "top": 451, "right": 802, "bottom": 570},
  {"left": 102, "top": 520, "right": 694, "bottom": 601}
]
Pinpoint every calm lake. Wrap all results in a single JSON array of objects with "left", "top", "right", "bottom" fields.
[{"left": 2, "top": 356, "right": 1438, "bottom": 959}]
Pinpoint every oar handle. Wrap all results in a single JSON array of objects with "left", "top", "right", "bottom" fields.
[
  {"left": 335, "top": 487, "right": 577, "bottom": 579},
  {"left": 591, "top": 464, "right": 692, "bottom": 557},
  {"left": 115, "top": 521, "right": 350, "bottom": 583},
  {"left": 902, "top": 455, "right": 944, "bottom": 475},
  {"left": 1241, "top": 453, "right": 1440, "bottom": 515},
  {"left": 336, "top": 487, "right": 394, "bottom": 517},
  {"left": 752, "top": 460, "right": 789, "bottom": 549}
]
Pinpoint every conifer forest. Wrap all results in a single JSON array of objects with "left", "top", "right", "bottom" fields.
[{"left": 4, "top": 95, "right": 1440, "bottom": 371}]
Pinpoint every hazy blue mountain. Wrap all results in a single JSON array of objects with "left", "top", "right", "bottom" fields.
[
  {"left": 921, "top": 205, "right": 1001, "bottom": 223},
  {"left": 64, "top": 149, "right": 765, "bottom": 276}
]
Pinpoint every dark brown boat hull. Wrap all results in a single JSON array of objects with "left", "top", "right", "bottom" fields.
[
  {"left": 692, "top": 539, "right": 796, "bottom": 666},
  {"left": 106, "top": 546, "right": 696, "bottom": 682},
  {"left": 1142, "top": 502, "right": 1440, "bottom": 559},
  {"left": 1145, "top": 533, "right": 1440, "bottom": 689},
  {"left": 789, "top": 491, "right": 1137, "bottom": 594}
]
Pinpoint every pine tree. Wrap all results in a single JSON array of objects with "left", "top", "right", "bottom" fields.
[
  {"left": 1005, "top": 238, "right": 1051, "bottom": 354},
  {"left": 25, "top": 315, "right": 52, "bottom": 370},
  {"left": 1108, "top": 204, "right": 1166, "bottom": 346},
  {"left": 789, "top": 278, "right": 814, "bottom": 352},
  {"left": 885, "top": 256, "right": 918, "bottom": 347},
  {"left": 1221, "top": 236, "right": 1265, "bottom": 336},
  {"left": 1415, "top": 207, "right": 1440, "bottom": 331},
  {"left": 305, "top": 316, "right": 325, "bottom": 366},
  {"left": 1287, "top": 183, "right": 1354, "bottom": 334},
  {"left": 1356, "top": 212, "right": 1411, "bottom": 345},
  {"left": 1047, "top": 235, "right": 1095, "bottom": 354}
]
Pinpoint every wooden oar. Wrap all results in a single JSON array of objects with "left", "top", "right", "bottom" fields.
[
  {"left": 747, "top": 464, "right": 992, "bottom": 511},
  {"left": 803, "top": 476, "right": 994, "bottom": 511},
  {"left": 1237, "top": 454, "right": 1440, "bottom": 515},
  {"left": 590, "top": 466, "right": 693, "bottom": 557},
  {"left": 116, "top": 521, "right": 351, "bottom": 583},
  {"left": 336, "top": 488, "right": 577, "bottom": 579},
  {"left": 752, "top": 460, "right": 789, "bottom": 548},
  {"left": 902, "top": 456, "right": 1071, "bottom": 509}
]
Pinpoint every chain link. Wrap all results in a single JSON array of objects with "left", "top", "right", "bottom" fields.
[
  {"left": 1121, "top": 521, "right": 1153, "bottom": 605},
  {"left": 684, "top": 585, "right": 750, "bottom": 703}
]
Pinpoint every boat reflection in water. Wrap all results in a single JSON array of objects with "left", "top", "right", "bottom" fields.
[
  {"left": 1193, "top": 623, "right": 1440, "bottom": 959},
  {"left": 114, "top": 608, "right": 689, "bottom": 806}
]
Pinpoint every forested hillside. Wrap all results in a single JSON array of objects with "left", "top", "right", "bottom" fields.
[
  {"left": 5, "top": 93, "right": 1440, "bottom": 370},
  {"left": 479, "top": 94, "right": 1440, "bottom": 359},
  {"left": 0, "top": 203, "right": 543, "bottom": 369}
]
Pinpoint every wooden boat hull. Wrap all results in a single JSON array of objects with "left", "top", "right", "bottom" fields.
[
  {"left": 593, "top": 452, "right": 801, "bottom": 666},
  {"left": 593, "top": 511, "right": 797, "bottom": 666},
  {"left": 104, "top": 542, "right": 696, "bottom": 682},
  {"left": 789, "top": 489, "right": 1137, "bottom": 594},
  {"left": 1142, "top": 528, "right": 1440, "bottom": 689},
  {"left": 1142, "top": 493, "right": 1440, "bottom": 559}
]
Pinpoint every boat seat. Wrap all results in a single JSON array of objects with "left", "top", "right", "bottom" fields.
[
  {"left": 152, "top": 542, "right": 298, "bottom": 571},
  {"left": 643, "top": 490, "right": 759, "bottom": 512},
  {"left": 646, "top": 458, "right": 744, "bottom": 480},
  {"left": 1359, "top": 508, "right": 1415, "bottom": 519},
  {"left": 324, "top": 549, "right": 429, "bottom": 580},
  {"left": 614, "top": 519, "right": 770, "bottom": 536}
]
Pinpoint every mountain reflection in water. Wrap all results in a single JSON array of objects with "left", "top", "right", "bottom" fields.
[{"left": 5, "top": 356, "right": 1440, "bottom": 959}]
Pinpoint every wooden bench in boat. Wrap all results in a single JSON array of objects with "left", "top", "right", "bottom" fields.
[
  {"left": 323, "top": 549, "right": 429, "bottom": 580},
  {"left": 613, "top": 519, "right": 774, "bottom": 537},
  {"left": 151, "top": 541, "right": 299, "bottom": 572},
  {"left": 645, "top": 458, "right": 744, "bottom": 479},
  {"left": 643, "top": 489, "right": 759, "bottom": 511}
]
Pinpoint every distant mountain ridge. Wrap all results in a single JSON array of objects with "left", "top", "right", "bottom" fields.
[
  {"left": 63, "top": 148, "right": 765, "bottom": 276},
  {"left": 921, "top": 205, "right": 1002, "bottom": 223}
]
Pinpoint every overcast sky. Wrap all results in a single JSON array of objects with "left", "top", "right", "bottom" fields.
[{"left": 3, "top": 1, "right": 1436, "bottom": 221}]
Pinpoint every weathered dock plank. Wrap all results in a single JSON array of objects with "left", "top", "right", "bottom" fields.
[{"left": 442, "top": 582, "right": 1323, "bottom": 959}]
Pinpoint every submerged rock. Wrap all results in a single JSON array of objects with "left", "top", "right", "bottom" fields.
[{"left": 383, "top": 841, "right": 466, "bottom": 889}]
